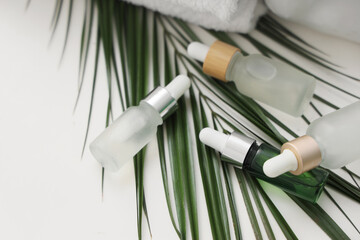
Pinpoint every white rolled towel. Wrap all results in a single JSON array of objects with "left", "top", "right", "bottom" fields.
[
  {"left": 265, "top": 0, "right": 360, "bottom": 43},
  {"left": 123, "top": 0, "right": 267, "bottom": 33},
  {"left": 124, "top": 0, "right": 360, "bottom": 43}
]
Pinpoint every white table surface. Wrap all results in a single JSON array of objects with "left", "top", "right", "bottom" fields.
[{"left": 1, "top": 0, "right": 360, "bottom": 239}]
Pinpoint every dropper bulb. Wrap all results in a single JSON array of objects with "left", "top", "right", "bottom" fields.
[
  {"left": 263, "top": 149, "right": 299, "bottom": 178},
  {"left": 187, "top": 42, "right": 210, "bottom": 62},
  {"left": 199, "top": 128, "right": 229, "bottom": 152},
  {"left": 165, "top": 75, "right": 191, "bottom": 100}
]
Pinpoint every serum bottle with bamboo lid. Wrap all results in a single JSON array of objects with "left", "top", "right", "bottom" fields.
[
  {"left": 90, "top": 75, "right": 191, "bottom": 172},
  {"left": 199, "top": 128, "right": 328, "bottom": 203},
  {"left": 263, "top": 101, "right": 360, "bottom": 178},
  {"left": 187, "top": 41, "right": 316, "bottom": 117}
]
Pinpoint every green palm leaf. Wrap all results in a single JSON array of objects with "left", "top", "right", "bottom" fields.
[{"left": 49, "top": 0, "right": 360, "bottom": 239}]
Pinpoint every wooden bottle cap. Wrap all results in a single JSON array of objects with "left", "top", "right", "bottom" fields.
[
  {"left": 282, "top": 135, "right": 322, "bottom": 175},
  {"left": 203, "top": 40, "right": 240, "bottom": 82}
]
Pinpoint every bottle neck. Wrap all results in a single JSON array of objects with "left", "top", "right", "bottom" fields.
[
  {"left": 220, "top": 155, "right": 244, "bottom": 168},
  {"left": 282, "top": 135, "right": 322, "bottom": 175},
  {"left": 221, "top": 141, "right": 259, "bottom": 169},
  {"left": 220, "top": 131, "right": 255, "bottom": 167},
  {"left": 202, "top": 41, "right": 240, "bottom": 81},
  {"left": 142, "top": 86, "right": 178, "bottom": 120},
  {"left": 225, "top": 52, "right": 244, "bottom": 81},
  {"left": 242, "top": 142, "right": 260, "bottom": 171}
]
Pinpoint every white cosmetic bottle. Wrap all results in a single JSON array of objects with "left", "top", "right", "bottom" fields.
[
  {"left": 263, "top": 101, "right": 360, "bottom": 177},
  {"left": 187, "top": 41, "right": 316, "bottom": 116},
  {"left": 90, "top": 75, "right": 191, "bottom": 172}
]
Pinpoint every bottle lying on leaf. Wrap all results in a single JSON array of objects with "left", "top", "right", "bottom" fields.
[
  {"left": 264, "top": 101, "right": 360, "bottom": 178},
  {"left": 199, "top": 128, "right": 328, "bottom": 203},
  {"left": 188, "top": 41, "right": 316, "bottom": 117},
  {"left": 90, "top": 75, "right": 191, "bottom": 172}
]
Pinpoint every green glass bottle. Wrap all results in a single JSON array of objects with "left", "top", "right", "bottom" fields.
[{"left": 200, "top": 128, "right": 329, "bottom": 203}]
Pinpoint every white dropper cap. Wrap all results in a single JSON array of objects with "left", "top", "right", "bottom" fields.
[
  {"left": 199, "top": 128, "right": 229, "bottom": 152},
  {"left": 200, "top": 128, "right": 255, "bottom": 164},
  {"left": 187, "top": 42, "right": 210, "bottom": 62},
  {"left": 165, "top": 75, "right": 191, "bottom": 100},
  {"left": 263, "top": 149, "right": 299, "bottom": 178}
]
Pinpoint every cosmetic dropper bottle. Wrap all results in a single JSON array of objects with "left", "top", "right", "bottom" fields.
[
  {"left": 90, "top": 75, "right": 191, "bottom": 172},
  {"left": 263, "top": 101, "right": 360, "bottom": 178},
  {"left": 200, "top": 128, "right": 328, "bottom": 202},
  {"left": 187, "top": 41, "right": 316, "bottom": 117}
]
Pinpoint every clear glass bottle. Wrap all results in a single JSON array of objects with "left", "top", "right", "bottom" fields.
[
  {"left": 188, "top": 41, "right": 316, "bottom": 116},
  {"left": 90, "top": 75, "right": 191, "bottom": 172},
  {"left": 199, "top": 128, "right": 328, "bottom": 203},
  {"left": 264, "top": 101, "right": 360, "bottom": 177}
]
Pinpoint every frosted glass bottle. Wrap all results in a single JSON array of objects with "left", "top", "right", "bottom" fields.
[
  {"left": 226, "top": 53, "right": 315, "bottom": 116},
  {"left": 187, "top": 41, "right": 316, "bottom": 116},
  {"left": 90, "top": 75, "right": 191, "bottom": 172},
  {"left": 199, "top": 128, "right": 328, "bottom": 202},
  {"left": 264, "top": 101, "right": 360, "bottom": 177},
  {"left": 90, "top": 102, "right": 162, "bottom": 171},
  {"left": 307, "top": 101, "right": 360, "bottom": 168}
]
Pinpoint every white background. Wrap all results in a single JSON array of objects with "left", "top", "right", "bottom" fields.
[{"left": 0, "top": 0, "right": 360, "bottom": 239}]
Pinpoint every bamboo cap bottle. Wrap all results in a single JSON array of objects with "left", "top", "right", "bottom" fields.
[{"left": 187, "top": 41, "right": 240, "bottom": 81}]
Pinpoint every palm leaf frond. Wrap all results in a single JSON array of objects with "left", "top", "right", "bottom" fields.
[{"left": 50, "top": 0, "right": 360, "bottom": 239}]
